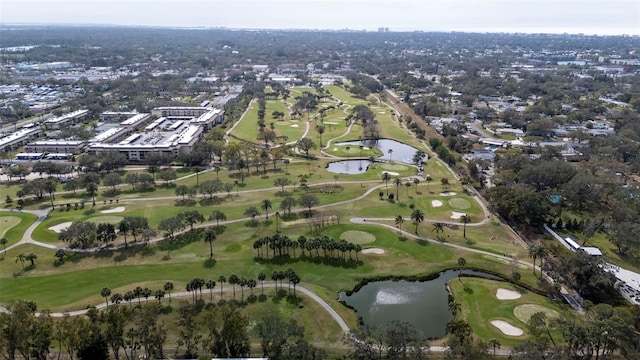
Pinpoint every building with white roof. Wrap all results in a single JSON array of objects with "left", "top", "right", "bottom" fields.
[
  {"left": 0, "top": 127, "right": 42, "bottom": 151},
  {"left": 119, "top": 113, "right": 151, "bottom": 129},
  {"left": 26, "top": 140, "right": 86, "bottom": 154},
  {"left": 44, "top": 109, "right": 89, "bottom": 129}
]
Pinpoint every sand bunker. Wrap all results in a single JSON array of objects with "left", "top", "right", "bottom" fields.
[
  {"left": 440, "top": 191, "right": 457, "bottom": 196},
  {"left": 49, "top": 222, "right": 72, "bottom": 234},
  {"left": 291, "top": 124, "right": 299, "bottom": 128},
  {"left": 451, "top": 212, "right": 467, "bottom": 220},
  {"left": 382, "top": 171, "right": 399, "bottom": 176},
  {"left": 324, "top": 121, "right": 338, "bottom": 125},
  {"left": 431, "top": 200, "right": 443, "bottom": 207},
  {"left": 100, "top": 206, "right": 125, "bottom": 214},
  {"left": 361, "top": 247, "right": 385, "bottom": 254},
  {"left": 496, "top": 288, "right": 522, "bottom": 300},
  {"left": 491, "top": 320, "right": 523, "bottom": 336}
]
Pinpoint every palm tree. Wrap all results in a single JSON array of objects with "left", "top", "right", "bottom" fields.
[
  {"left": 413, "top": 178, "right": 420, "bottom": 194},
  {"left": 205, "top": 279, "right": 216, "bottom": 303},
  {"left": 164, "top": 281, "right": 174, "bottom": 305},
  {"left": 218, "top": 275, "right": 226, "bottom": 299},
  {"left": 448, "top": 299, "right": 461, "bottom": 315},
  {"left": 488, "top": 338, "right": 501, "bottom": 357},
  {"left": 388, "top": 148, "right": 393, "bottom": 162},
  {"left": 441, "top": 177, "right": 449, "bottom": 189},
  {"left": 274, "top": 211, "right": 280, "bottom": 232},
  {"left": 100, "top": 287, "right": 111, "bottom": 307},
  {"left": 425, "top": 175, "right": 432, "bottom": 191},
  {"left": 395, "top": 215, "right": 404, "bottom": 233},
  {"left": 382, "top": 172, "right": 391, "bottom": 196},
  {"left": 411, "top": 209, "right": 425, "bottom": 234},
  {"left": 460, "top": 215, "right": 471, "bottom": 238},
  {"left": 258, "top": 272, "right": 266, "bottom": 294},
  {"left": 228, "top": 274, "right": 239, "bottom": 300},
  {"left": 261, "top": 199, "right": 272, "bottom": 220},
  {"left": 0, "top": 237, "right": 7, "bottom": 255},
  {"left": 527, "top": 244, "right": 547, "bottom": 277},
  {"left": 394, "top": 177, "right": 402, "bottom": 200},
  {"left": 432, "top": 222, "right": 445, "bottom": 240},
  {"left": 203, "top": 227, "right": 216, "bottom": 258}
]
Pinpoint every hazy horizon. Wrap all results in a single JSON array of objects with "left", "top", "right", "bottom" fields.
[{"left": 2, "top": 0, "right": 639, "bottom": 36}]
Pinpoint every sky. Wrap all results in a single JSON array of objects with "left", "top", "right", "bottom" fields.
[{"left": 2, "top": 0, "right": 639, "bottom": 35}]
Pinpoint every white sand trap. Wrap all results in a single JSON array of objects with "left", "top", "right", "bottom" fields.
[
  {"left": 382, "top": 171, "right": 399, "bottom": 176},
  {"left": 431, "top": 200, "right": 443, "bottom": 207},
  {"left": 49, "top": 222, "right": 72, "bottom": 234},
  {"left": 362, "top": 247, "right": 385, "bottom": 254},
  {"left": 324, "top": 121, "right": 338, "bottom": 124},
  {"left": 378, "top": 111, "right": 385, "bottom": 114},
  {"left": 290, "top": 124, "right": 299, "bottom": 128},
  {"left": 497, "top": 288, "right": 522, "bottom": 300},
  {"left": 451, "top": 212, "right": 467, "bottom": 220},
  {"left": 440, "top": 191, "right": 457, "bottom": 196},
  {"left": 101, "top": 206, "right": 126, "bottom": 214},
  {"left": 333, "top": 147, "right": 338, "bottom": 151},
  {"left": 491, "top": 320, "right": 523, "bottom": 336}
]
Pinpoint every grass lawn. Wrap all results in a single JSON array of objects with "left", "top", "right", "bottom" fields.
[
  {"left": 450, "top": 277, "right": 567, "bottom": 345},
  {"left": 0, "top": 211, "right": 36, "bottom": 247}
]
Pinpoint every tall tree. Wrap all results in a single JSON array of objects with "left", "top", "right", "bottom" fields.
[{"left": 411, "top": 209, "right": 425, "bottom": 234}]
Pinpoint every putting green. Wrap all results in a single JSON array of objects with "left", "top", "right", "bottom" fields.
[
  {"left": 381, "top": 163, "right": 408, "bottom": 172},
  {"left": 513, "top": 304, "right": 559, "bottom": 323},
  {"left": 340, "top": 230, "right": 376, "bottom": 244},
  {"left": 1, "top": 216, "right": 21, "bottom": 237},
  {"left": 449, "top": 198, "right": 471, "bottom": 209},
  {"left": 86, "top": 216, "right": 124, "bottom": 225}
]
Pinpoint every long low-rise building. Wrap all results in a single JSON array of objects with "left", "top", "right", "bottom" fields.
[
  {"left": 151, "top": 106, "right": 211, "bottom": 118},
  {"left": 190, "top": 108, "right": 223, "bottom": 131},
  {"left": 119, "top": 113, "right": 151, "bottom": 129},
  {"left": 100, "top": 111, "right": 140, "bottom": 122},
  {"left": 26, "top": 140, "right": 86, "bottom": 154},
  {"left": 88, "top": 125, "right": 202, "bottom": 162},
  {"left": 0, "top": 127, "right": 42, "bottom": 151},
  {"left": 44, "top": 109, "right": 89, "bottom": 129}
]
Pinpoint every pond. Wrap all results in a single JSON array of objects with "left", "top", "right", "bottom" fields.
[
  {"left": 326, "top": 159, "right": 373, "bottom": 174},
  {"left": 339, "top": 270, "right": 501, "bottom": 338},
  {"left": 335, "top": 139, "right": 425, "bottom": 165}
]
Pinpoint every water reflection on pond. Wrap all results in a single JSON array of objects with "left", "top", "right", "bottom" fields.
[
  {"left": 326, "top": 160, "right": 373, "bottom": 174},
  {"left": 339, "top": 270, "right": 501, "bottom": 338},
  {"left": 335, "top": 139, "right": 424, "bottom": 164}
]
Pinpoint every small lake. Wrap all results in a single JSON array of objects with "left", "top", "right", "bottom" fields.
[
  {"left": 335, "top": 139, "right": 424, "bottom": 165},
  {"left": 339, "top": 270, "right": 501, "bottom": 338},
  {"left": 326, "top": 159, "right": 373, "bottom": 174}
]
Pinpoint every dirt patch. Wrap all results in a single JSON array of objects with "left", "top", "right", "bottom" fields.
[
  {"left": 100, "top": 206, "right": 125, "bottom": 214},
  {"left": 491, "top": 320, "right": 523, "bottom": 336},
  {"left": 340, "top": 230, "right": 376, "bottom": 244},
  {"left": 49, "top": 222, "right": 72, "bottom": 234},
  {"left": 431, "top": 200, "right": 443, "bottom": 207},
  {"left": 361, "top": 247, "right": 385, "bottom": 254},
  {"left": 496, "top": 288, "right": 522, "bottom": 300},
  {"left": 450, "top": 212, "right": 467, "bottom": 220},
  {"left": 514, "top": 304, "right": 559, "bottom": 323}
]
